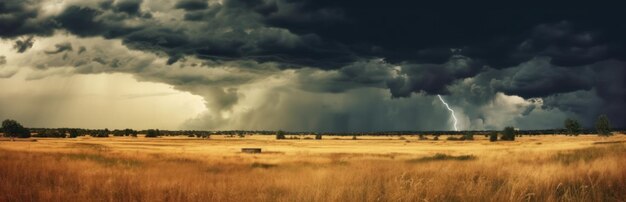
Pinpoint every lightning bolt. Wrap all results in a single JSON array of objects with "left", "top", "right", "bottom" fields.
[{"left": 437, "top": 95, "right": 459, "bottom": 131}]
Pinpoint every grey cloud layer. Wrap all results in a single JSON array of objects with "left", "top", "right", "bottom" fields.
[{"left": 0, "top": 0, "right": 624, "bottom": 130}]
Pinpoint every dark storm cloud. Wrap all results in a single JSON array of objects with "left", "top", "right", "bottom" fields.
[
  {"left": 54, "top": 6, "right": 107, "bottom": 37},
  {"left": 266, "top": 1, "right": 626, "bottom": 67},
  {"left": 50, "top": 1, "right": 624, "bottom": 97},
  {"left": 446, "top": 58, "right": 625, "bottom": 128},
  {"left": 54, "top": 5, "right": 145, "bottom": 38},
  {"left": 297, "top": 55, "right": 484, "bottom": 97},
  {"left": 175, "top": 0, "right": 209, "bottom": 11},
  {"left": 13, "top": 36, "right": 35, "bottom": 53},
  {"left": 48, "top": 0, "right": 355, "bottom": 69},
  {"left": 386, "top": 56, "right": 484, "bottom": 97},
  {"left": 3, "top": 1, "right": 616, "bottom": 71},
  {"left": 45, "top": 42, "right": 73, "bottom": 54},
  {"left": 0, "top": 0, "right": 56, "bottom": 37},
  {"left": 113, "top": 0, "right": 143, "bottom": 15},
  {"left": 489, "top": 58, "right": 595, "bottom": 98},
  {"left": 452, "top": 58, "right": 623, "bottom": 104},
  {"left": 2, "top": 0, "right": 624, "bottom": 70},
  {"left": 547, "top": 60, "right": 626, "bottom": 127},
  {"left": 1, "top": 0, "right": 625, "bottom": 128}
]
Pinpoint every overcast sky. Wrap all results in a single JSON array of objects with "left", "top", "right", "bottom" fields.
[{"left": 0, "top": 0, "right": 624, "bottom": 131}]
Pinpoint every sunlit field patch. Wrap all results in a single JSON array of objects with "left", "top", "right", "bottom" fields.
[{"left": 0, "top": 135, "right": 625, "bottom": 201}]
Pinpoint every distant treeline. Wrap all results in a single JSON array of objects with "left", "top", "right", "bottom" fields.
[
  {"left": 287, "top": 128, "right": 624, "bottom": 137},
  {"left": 27, "top": 128, "right": 215, "bottom": 138},
  {"left": 22, "top": 128, "right": 625, "bottom": 138},
  {"left": 2, "top": 118, "right": 623, "bottom": 139}
]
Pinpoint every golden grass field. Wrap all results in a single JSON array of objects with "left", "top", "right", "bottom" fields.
[{"left": 1, "top": 134, "right": 625, "bottom": 202}]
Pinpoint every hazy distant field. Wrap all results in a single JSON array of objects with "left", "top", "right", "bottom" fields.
[{"left": 1, "top": 134, "right": 625, "bottom": 201}]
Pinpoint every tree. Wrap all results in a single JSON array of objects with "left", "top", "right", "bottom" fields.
[
  {"left": 93, "top": 128, "right": 110, "bottom": 138},
  {"left": 68, "top": 129, "right": 79, "bottom": 138},
  {"left": 123, "top": 129, "right": 130, "bottom": 136},
  {"left": 564, "top": 118, "right": 582, "bottom": 136},
  {"left": 1, "top": 119, "right": 30, "bottom": 138},
  {"left": 276, "top": 130, "right": 286, "bottom": 140},
  {"left": 463, "top": 131, "right": 474, "bottom": 140},
  {"left": 489, "top": 131, "right": 498, "bottom": 142},
  {"left": 315, "top": 133, "right": 322, "bottom": 140},
  {"left": 501, "top": 126, "right": 516, "bottom": 141},
  {"left": 34, "top": 130, "right": 65, "bottom": 138},
  {"left": 145, "top": 129, "right": 160, "bottom": 138},
  {"left": 595, "top": 114, "right": 612, "bottom": 136},
  {"left": 111, "top": 130, "right": 121, "bottom": 136},
  {"left": 123, "top": 129, "right": 137, "bottom": 137}
]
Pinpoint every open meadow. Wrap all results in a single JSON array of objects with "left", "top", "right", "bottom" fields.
[{"left": 1, "top": 134, "right": 626, "bottom": 201}]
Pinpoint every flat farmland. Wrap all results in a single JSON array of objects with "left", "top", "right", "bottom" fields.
[{"left": 1, "top": 134, "right": 625, "bottom": 201}]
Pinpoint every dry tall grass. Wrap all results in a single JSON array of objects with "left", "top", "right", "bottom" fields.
[{"left": 0, "top": 136, "right": 625, "bottom": 201}]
